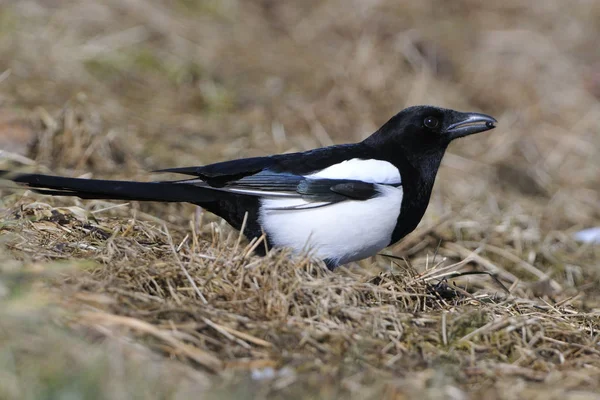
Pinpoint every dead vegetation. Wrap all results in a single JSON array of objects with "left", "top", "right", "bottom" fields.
[{"left": 0, "top": 1, "right": 599, "bottom": 399}]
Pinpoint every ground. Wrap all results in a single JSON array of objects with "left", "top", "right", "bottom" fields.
[{"left": 0, "top": 1, "right": 599, "bottom": 399}]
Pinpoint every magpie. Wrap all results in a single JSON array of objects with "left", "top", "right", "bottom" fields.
[{"left": 0, "top": 106, "right": 496, "bottom": 269}]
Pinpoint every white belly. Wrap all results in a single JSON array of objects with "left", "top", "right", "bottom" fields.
[{"left": 258, "top": 185, "right": 403, "bottom": 265}]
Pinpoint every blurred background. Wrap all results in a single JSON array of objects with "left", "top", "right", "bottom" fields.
[{"left": 0, "top": 1, "right": 599, "bottom": 398}]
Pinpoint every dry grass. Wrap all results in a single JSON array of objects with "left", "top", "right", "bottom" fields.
[{"left": 1, "top": 1, "right": 599, "bottom": 399}]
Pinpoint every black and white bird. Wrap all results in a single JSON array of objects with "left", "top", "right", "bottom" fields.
[{"left": 0, "top": 106, "right": 496, "bottom": 269}]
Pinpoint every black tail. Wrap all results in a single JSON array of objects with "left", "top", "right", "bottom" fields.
[{"left": 0, "top": 170, "right": 217, "bottom": 203}]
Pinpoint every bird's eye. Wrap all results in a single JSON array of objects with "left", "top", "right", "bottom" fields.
[{"left": 424, "top": 116, "right": 439, "bottom": 129}]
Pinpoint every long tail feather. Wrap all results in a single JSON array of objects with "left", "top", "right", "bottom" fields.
[{"left": 0, "top": 170, "right": 216, "bottom": 203}]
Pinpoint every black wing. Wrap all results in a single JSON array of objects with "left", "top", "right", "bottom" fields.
[
  {"left": 330, "top": 181, "right": 380, "bottom": 200},
  {"left": 177, "top": 169, "right": 382, "bottom": 210},
  {"left": 156, "top": 156, "right": 276, "bottom": 186},
  {"left": 155, "top": 143, "right": 368, "bottom": 185},
  {"left": 156, "top": 143, "right": 392, "bottom": 208},
  {"left": 262, "top": 179, "right": 380, "bottom": 210}
]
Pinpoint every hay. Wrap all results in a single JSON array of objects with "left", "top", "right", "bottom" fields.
[{"left": 1, "top": 1, "right": 599, "bottom": 398}]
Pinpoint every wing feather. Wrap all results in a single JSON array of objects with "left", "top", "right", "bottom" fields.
[{"left": 163, "top": 157, "right": 402, "bottom": 208}]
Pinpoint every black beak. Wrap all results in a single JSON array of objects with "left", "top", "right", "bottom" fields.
[{"left": 445, "top": 112, "right": 497, "bottom": 140}]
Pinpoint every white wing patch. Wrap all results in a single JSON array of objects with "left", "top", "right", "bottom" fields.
[{"left": 307, "top": 158, "right": 401, "bottom": 185}]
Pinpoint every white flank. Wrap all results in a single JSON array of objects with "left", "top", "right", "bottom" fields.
[
  {"left": 259, "top": 185, "right": 403, "bottom": 265},
  {"left": 308, "top": 158, "right": 401, "bottom": 185}
]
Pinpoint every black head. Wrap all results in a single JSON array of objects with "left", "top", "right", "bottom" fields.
[
  {"left": 363, "top": 105, "right": 496, "bottom": 169},
  {"left": 362, "top": 106, "right": 497, "bottom": 244}
]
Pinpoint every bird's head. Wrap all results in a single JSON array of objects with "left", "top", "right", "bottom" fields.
[{"left": 364, "top": 105, "right": 497, "bottom": 169}]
